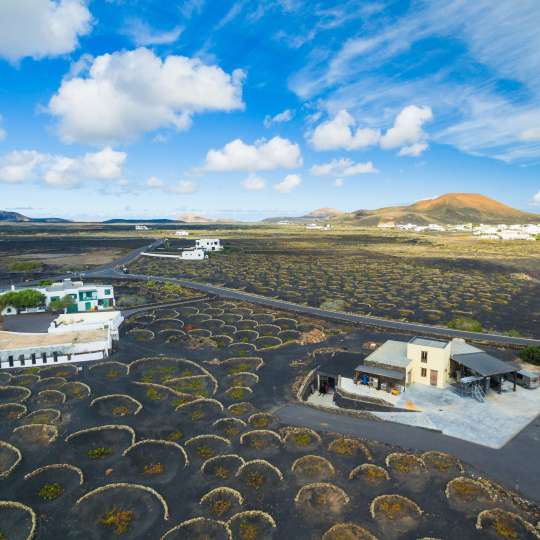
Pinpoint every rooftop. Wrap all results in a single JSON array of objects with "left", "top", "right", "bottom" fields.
[
  {"left": 53, "top": 311, "right": 121, "bottom": 327},
  {"left": 363, "top": 340, "right": 411, "bottom": 369},
  {"left": 453, "top": 352, "right": 519, "bottom": 377},
  {"left": 409, "top": 337, "right": 448, "bottom": 349},
  {"left": 0, "top": 329, "right": 109, "bottom": 351},
  {"left": 354, "top": 364, "right": 406, "bottom": 381}
]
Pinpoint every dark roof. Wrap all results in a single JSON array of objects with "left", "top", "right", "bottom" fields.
[
  {"left": 354, "top": 364, "right": 405, "bottom": 381},
  {"left": 452, "top": 352, "right": 519, "bottom": 377}
]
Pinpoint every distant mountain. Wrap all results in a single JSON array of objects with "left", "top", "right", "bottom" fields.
[
  {"left": 0, "top": 210, "right": 30, "bottom": 222},
  {"left": 177, "top": 213, "right": 213, "bottom": 223},
  {"left": 103, "top": 218, "right": 185, "bottom": 224},
  {"left": 305, "top": 207, "right": 345, "bottom": 219},
  {"left": 344, "top": 193, "right": 539, "bottom": 225},
  {"left": 0, "top": 210, "right": 71, "bottom": 223},
  {"left": 263, "top": 207, "right": 344, "bottom": 223}
]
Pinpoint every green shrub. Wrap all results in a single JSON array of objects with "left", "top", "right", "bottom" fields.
[
  {"left": 519, "top": 346, "right": 540, "bottom": 366},
  {"left": 447, "top": 317, "right": 483, "bottom": 332},
  {"left": 7, "top": 260, "right": 42, "bottom": 272},
  {"left": 38, "top": 482, "right": 64, "bottom": 501},
  {"left": 87, "top": 447, "right": 113, "bottom": 459}
]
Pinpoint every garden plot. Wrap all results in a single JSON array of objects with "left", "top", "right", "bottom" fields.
[
  {"left": 130, "top": 242, "right": 540, "bottom": 336},
  {"left": 0, "top": 298, "right": 539, "bottom": 539}
]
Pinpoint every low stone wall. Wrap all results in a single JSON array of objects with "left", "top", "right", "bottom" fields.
[{"left": 333, "top": 388, "right": 411, "bottom": 413}]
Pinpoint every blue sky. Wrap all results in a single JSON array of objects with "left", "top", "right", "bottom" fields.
[{"left": 0, "top": 0, "right": 539, "bottom": 221}]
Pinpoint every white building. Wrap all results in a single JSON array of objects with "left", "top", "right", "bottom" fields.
[
  {"left": 48, "top": 311, "right": 124, "bottom": 341},
  {"left": 135, "top": 225, "right": 149, "bottom": 231},
  {"left": 0, "top": 328, "right": 113, "bottom": 370},
  {"left": 0, "top": 279, "right": 115, "bottom": 316},
  {"left": 140, "top": 250, "right": 207, "bottom": 261},
  {"left": 195, "top": 239, "right": 223, "bottom": 252},
  {"left": 306, "top": 223, "right": 331, "bottom": 230},
  {"left": 180, "top": 248, "right": 207, "bottom": 260},
  {"left": 175, "top": 230, "right": 190, "bottom": 236}
]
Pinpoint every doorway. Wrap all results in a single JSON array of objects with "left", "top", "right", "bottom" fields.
[{"left": 430, "top": 369, "right": 438, "bottom": 386}]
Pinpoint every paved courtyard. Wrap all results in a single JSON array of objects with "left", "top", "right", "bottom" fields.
[{"left": 372, "top": 382, "right": 540, "bottom": 448}]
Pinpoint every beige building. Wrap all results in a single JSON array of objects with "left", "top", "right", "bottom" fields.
[
  {"left": 406, "top": 337, "right": 451, "bottom": 388},
  {"left": 355, "top": 336, "right": 518, "bottom": 394}
]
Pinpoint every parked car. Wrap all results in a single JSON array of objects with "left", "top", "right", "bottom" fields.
[{"left": 515, "top": 370, "right": 540, "bottom": 389}]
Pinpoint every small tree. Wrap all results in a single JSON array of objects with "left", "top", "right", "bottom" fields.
[
  {"left": 0, "top": 289, "right": 46, "bottom": 312},
  {"left": 48, "top": 295, "right": 75, "bottom": 313}
]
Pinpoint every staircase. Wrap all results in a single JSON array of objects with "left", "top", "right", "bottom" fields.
[{"left": 472, "top": 384, "right": 486, "bottom": 403}]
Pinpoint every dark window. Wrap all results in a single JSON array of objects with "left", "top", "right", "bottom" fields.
[
  {"left": 421, "top": 351, "right": 428, "bottom": 362},
  {"left": 42, "top": 353, "right": 48, "bottom": 364},
  {"left": 8, "top": 357, "right": 14, "bottom": 367},
  {"left": 31, "top": 354, "right": 36, "bottom": 365},
  {"left": 53, "top": 352, "right": 58, "bottom": 362},
  {"left": 421, "top": 368, "right": 427, "bottom": 377}
]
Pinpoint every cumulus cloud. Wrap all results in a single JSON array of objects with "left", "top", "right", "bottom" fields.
[
  {"left": 398, "top": 142, "right": 428, "bottom": 157},
  {"left": 310, "top": 158, "right": 378, "bottom": 176},
  {"left": 0, "top": 0, "right": 92, "bottom": 63},
  {"left": 264, "top": 109, "right": 294, "bottom": 128},
  {"left": 48, "top": 47, "right": 245, "bottom": 145},
  {"left": 520, "top": 127, "right": 540, "bottom": 141},
  {"left": 243, "top": 174, "right": 265, "bottom": 190},
  {"left": 123, "top": 19, "right": 183, "bottom": 46},
  {"left": 204, "top": 136, "right": 302, "bottom": 171},
  {"left": 274, "top": 173, "right": 301, "bottom": 193},
  {"left": 380, "top": 105, "right": 433, "bottom": 153},
  {"left": 146, "top": 176, "right": 165, "bottom": 188},
  {"left": 146, "top": 176, "right": 197, "bottom": 194},
  {"left": 0, "top": 147, "right": 126, "bottom": 187},
  {"left": 310, "top": 110, "right": 380, "bottom": 150}
]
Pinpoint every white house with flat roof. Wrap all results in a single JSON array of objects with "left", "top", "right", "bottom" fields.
[
  {"left": 0, "top": 328, "right": 113, "bottom": 370},
  {"left": 0, "top": 279, "right": 115, "bottom": 316},
  {"left": 195, "top": 238, "right": 223, "bottom": 252},
  {"left": 48, "top": 311, "right": 124, "bottom": 340}
]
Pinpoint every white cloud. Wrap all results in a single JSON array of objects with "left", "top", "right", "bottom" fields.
[
  {"left": 310, "top": 110, "right": 380, "bottom": 151},
  {"left": 0, "top": 115, "right": 5, "bottom": 141},
  {"left": 398, "top": 142, "right": 429, "bottom": 157},
  {"left": 172, "top": 180, "right": 197, "bottom": 194},
  {"left": 146, "top": 176, "right": 197, "bottom": 194},
  {"left": 48, "top": 47, "right": 245, "bottom": 145},
  {"left": 264, "top": 109, "right": 294, "bottom": 128},
  {"left": 334, "top": 178, "right": 344, "bottom": 187},
  {"left": 0, "top": 151, "right": 45, "bottom": 183},
  {"left": 521, "top": 128, "right": 540, "bottom": 141},
  {"left": 243, "top": 174, "right": 265, "bottom": 190},
  {"left": 0, "top": 147, "right": 126, "bottom": 187},
  {"left": 0, "top": 0, "right": 92, "bottom": 63},
  {"left": 147, "top": 176, "right": 165, "bottom": 188},
  {"left": 274, "top": 173, "right": 301, "bottom": 193},
  {"left": 310, "top": 158, "right": 378, "bottom": 176},
  {"left": 204, "top": 136, "right": 302, "bottom": 171},
  {"left": 533, "top": 191, "right": 540, "bottom": 205},
  {"left": 123, "top": 19, "right": 183, "bottom": 46},
  {"left": 380, "top": 105, "right": 433, "bottom": 151}
]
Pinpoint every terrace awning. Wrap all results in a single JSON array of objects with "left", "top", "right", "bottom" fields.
[
  {"left": 354, "top": 364, "right": 405, "bottom": 381},
  {"left": 452, "top": 352, "right": 519, "bottom": 377}
]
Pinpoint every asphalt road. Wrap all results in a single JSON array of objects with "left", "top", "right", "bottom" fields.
[
  {"left": 276, "top": 403, "right": 540, "bottom": 502},
  {"left": 89, "top": 266, "right": 540, "bottom": 348}
]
